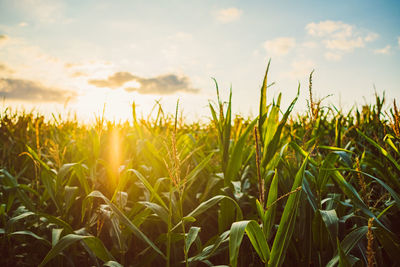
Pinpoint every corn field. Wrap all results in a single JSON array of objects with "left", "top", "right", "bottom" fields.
[{"left": 1, "top": 64, "right": 400, "bottom": 266}]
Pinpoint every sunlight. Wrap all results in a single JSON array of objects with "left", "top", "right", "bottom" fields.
[
  {"left": 71, "top": 85, "right": 134, "bottom": 122},
  {"left": 108, "top": 126, "right": 121, "bottom": 188}
]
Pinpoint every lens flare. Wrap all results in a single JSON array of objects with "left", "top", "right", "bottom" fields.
[{"left": 108, "top": 127, "right": 121, "bottom": 188}]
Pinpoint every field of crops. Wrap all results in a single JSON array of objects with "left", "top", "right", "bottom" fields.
[{"left": 1, "top": 65, "right": 400, "bottom": 267}]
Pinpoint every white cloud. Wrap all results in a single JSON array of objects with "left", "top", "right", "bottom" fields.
[
  {"left": 306, "top": 20, "right": 353, "bottom": 38},
  {"left": 0, "top": 35, "right": 87, "bottom": 94},
  {"left": 374, "top": 45, "right": 391, "bottom": 55},
  {"left": 305, "top": 20, "right": 378, "bottom": 57},
  {"left": 289, "top": 59, "right": 315, "bottom": 79},
  {"left": 323, "top": 37, "right": 364, "bottom": 51},
  {"left": 302, "top": 41, "right": 318, "bottom": 49},
  {"left": 88, "top": 71, "right": 199, "bottom": 94},
  {"left": 264, "top": 37, "right": 296, "bottom": 56},
  {"left": 364, "top": 32, "right": 379, "bottom": 42},
  {"left": 325, "top": 52, "right": 342, "bottom": 61},
  {"left": 13, "top": 0, "right": 65, "bottom": 23},
  {"left": 398, "top": 36, "right": 400, "bottom": 48},
  {"left": 0, "top": 78, "right": 76, "bottom": 102},
  {"left": 169, "top": 32, "right": 193, "bottom": 41},
  {"left": 0, "top": 34, "right": 9, "bottom": 46},
  {"left": 0, "top": 63, "right": 14, "bottom": 74},
  {"left": 215, "top": 7, "right": 242, "bottom": 23}
]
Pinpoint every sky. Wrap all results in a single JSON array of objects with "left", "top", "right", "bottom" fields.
[{"left": 0, "top": 0, "right": 399, "bottom": 122}]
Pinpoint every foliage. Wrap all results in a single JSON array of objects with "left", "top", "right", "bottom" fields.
[{"left": 0, "top": 63, "right": 399, "bottom": 266}]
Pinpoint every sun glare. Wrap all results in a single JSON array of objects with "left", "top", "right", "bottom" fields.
[{"left": 108, "top": 127, "right": 121, "bottom": 187}]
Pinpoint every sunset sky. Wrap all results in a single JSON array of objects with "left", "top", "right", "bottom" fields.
[{"left": 0, "top": 0, "right": 399, "bottom": 122}]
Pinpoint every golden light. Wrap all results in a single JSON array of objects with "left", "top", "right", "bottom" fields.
[{"left": 108, "top": 126, "right": 121, "bottom": 188}]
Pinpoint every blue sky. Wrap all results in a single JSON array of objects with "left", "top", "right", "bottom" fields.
[{"left": 0, "top": 0, "right": 399, "bottom": 121}]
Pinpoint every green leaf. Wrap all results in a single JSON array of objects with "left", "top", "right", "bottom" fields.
[
  {"left": 185, "top": 226, "right": 201, "bottom": 255},
  {"left": 326, "top": 226, "right": 368, "bottom": 267},
  {"left": 264, "top": 170, "right": 278, "bottom": 239},
  {"left": 262, "top": 86, "right": 299, "bottom": 168},
  {"left": 39, "top": 234, "right": 114, "bottom": 267},
  {"left": 268, "top": 156, "right": 308, "bottom": 267},
  {"left": 374, "top": 225, "right": 400, "bottom": 263},
  {"left": 222, "top": 87, "right": 232, "bottom": 179},
  {"left": 183, "top": 216, "right": 196, "bottom": 223},
  {"left": 6, "top": 211, "right": 35, "bottom": 231},
  {"left": 245, "top": 221, "right": 270, "bottom": 262},
  {"left": 83, "top": 236, "right": 115, "bottom": 264},
  {"left": 330, "top": 170, "right": 388, "bottom": 231},
  {"left": 9, "top": 230, "right": 51, "bottom": 246},
  {"left": 38, "top": 212, "right": 74, "bottom": 234},
  {"left": 355, "top": 170, "right": 400, "bottom": 209},
  {"left": 229, "top": 220, "right": 249, "bottom": 267},
  {"left": 103, "top": 261, "right": 123, "bottom": 267},
  {"left": 41, "top": 170, "right": 60, "bottom": 211},
  {"left": 52, "top": 228, "right": 63, "bottom": 247},
  {"left": 337, "top": 238, "right": 352, "bottom": 267},
  {"left": 225, "top": 119, "right": 257, "bottom": 182},
  {"left": 186, "top": 152, "right": 213, "bottom": 183},
  {"left": 259, "top": 59, "right": 271, "bottom": 144},
  {"left": 255, "top": 199, "right": 264, "bottom": 222},
  {"left": 25, "top": 145, "right": 51, "bottom": 171},
  {"left": 172, "top": 195, "right": 242, "bottom": 232},
  {"left": 289, "top": 142, "right": 318, "bottom": 166},
  {"left": 128, "top": 169, "right": 168, "bottom": 209},
  {"left": 188, "top": 230, "right": 230, "bottom": 263},
  {"left": 64, "top": 185, "right": 79, "bottom": 212},
  {"left": 185, "top": 152, "right": 214, "bottom": 190},
  {"left": 0, "top": 169, "right": 35, "bottom": 211},
  {"left": 87, "top": 191, "right": 166, "bottom": 259},
  {"left": 70, "top": 163, "right": 91, "bottom": 195},
  {"left": 263, "top": 94, "right": 281, "bottom": 149},
  {"left": 139, "top": 201, "right": 169, "bottom": 224},
  {"left": 302, "top": 173, "right": 317, "bottom": 211},
  {"left": 318, "top": 146, "right": 355, "bottom": 154},
  {"left": 57, "top": 163, "right": 78, "bottom": 181},
  {"left": 384, "top": 134, "right": 399, "bottom": 154},
  {"left": 357, "top": 129, "right": 400, "bottom": 189},
  {"left": 319, "top": 209, "right": 339, "bottom": 245},
  {"left": 229, "top": 220, "right": 270, "bottom": 267},
  {"left": 317, "top": 153, "right": 339, "bottom": 191}
]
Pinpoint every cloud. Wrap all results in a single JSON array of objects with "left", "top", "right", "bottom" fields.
[
  {"left": 18, "top": 22, "right": 28, "bottom": 27},
  {"left": 0, "top": 78, "right": 76, "bottom": 102},
  {"left": 398, "top": 36, "right": 400, "bottom": 48},
  {"left": 89, "top": 72, "right": 198, "bottom": 95},
  {"left": 305, "top": 20, "right": 378, "bottom": 57},
  {"left": 168, "top": 32, "right": 193, "bottom": 41},
  {"left": 374, "top": 45, "right": 391, "bottom": 55},
  {"left": 324, "top": 52, "right": 342, "bottom": 61},
  {"left": 264, "top": 37, "right": 296, "bottom": 56},
  {"left": 323, "top": 37, "right": 364, "bottom": 51},
  {"left": 70, "top": 71, "right": 88, "bottom": 77},
  {"left": 288, "top": 59, "right": 315, "bottom": 79},
  {"left": 302, "top": 41, "right": 318, "bottom": 49},
  {"left": 306, "top": 21, "right": 353, "bottom": 38},
  {"left": 0, "top": 63, "right": 14, "bottom": 74},
  {"left": 13, "top": 0, "right": 65, "bottom": 23},
  {"left": 364, "top": 32, "right": 379, "bottom": 42},
  {"left": 89, "top": 72, "right": 134, "bottom": 88},
  {"left": 0, "top": 34, "right": 9, "bottom": 46},
  {"left": 125, "top": 74, "right": 199, "bottom": 95},
  {"left": 215, "top": 7, "right": 242, "bottom": 23},
  {"left": 64, "top": 63, "right": 76, "bottom": 68}
]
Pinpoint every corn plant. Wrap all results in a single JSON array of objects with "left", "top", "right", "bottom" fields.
[{"left": 0, "top": 63, "right": 399, "bottom": 266}]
